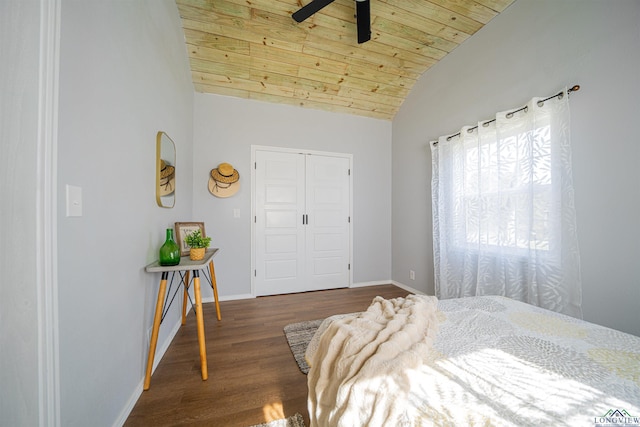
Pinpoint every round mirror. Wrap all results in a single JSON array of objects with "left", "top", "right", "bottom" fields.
[{"left": 156, "top": 131, "right": 176, "bottom": 208}]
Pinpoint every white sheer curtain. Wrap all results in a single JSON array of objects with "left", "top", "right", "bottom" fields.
[{"left": 431, "top": 88, "right": 582, "bottom": 317}]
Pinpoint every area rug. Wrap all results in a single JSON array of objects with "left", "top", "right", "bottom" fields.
[
  {"left": 283, "top": 319, "right": 323, "bottom": 374},
  {"left": 249, "top": 413, "right": 305, "bottom": 427}
]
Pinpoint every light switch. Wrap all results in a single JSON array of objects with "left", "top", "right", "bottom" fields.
[
  {"left": 233, "top": 208, "right": 240, "bottom": 218},
  {"left": 66, "top": 185, "right": 82, "bottom": 217}
]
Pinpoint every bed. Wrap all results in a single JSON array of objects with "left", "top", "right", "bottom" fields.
[{"left": 305, "top": 294, "right": 640, "bottom": 427}]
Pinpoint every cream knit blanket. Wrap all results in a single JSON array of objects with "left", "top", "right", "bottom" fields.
[{"left": 306, "top": 294, "right": 440, "bottom": 427}]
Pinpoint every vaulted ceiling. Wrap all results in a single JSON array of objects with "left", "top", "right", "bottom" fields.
[{"left": 176, "top": 0, "right": 515, "bottom": 120}]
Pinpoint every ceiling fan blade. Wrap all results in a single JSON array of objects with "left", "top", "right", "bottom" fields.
[
  {"left": 292, "top": 0, "right": 335, "bottom": 23},
  {"left": 356, "top": 0, "right": 371, "bottom": 44}
]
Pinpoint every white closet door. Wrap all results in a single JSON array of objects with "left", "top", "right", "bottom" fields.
[
  {"left": 254, "top": 149, "right": 351, "bottom": 296},
  {"left": 255, "top": 150, "right": 305, "bottom": 296},
  {"left": 305, "top": 155, "right": 350, "bottom": 291}
]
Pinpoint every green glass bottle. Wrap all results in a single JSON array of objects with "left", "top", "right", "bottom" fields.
[{"left": 159, "top": 228, "right": 180, "bottom": 266}]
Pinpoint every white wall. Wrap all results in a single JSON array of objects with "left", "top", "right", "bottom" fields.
[
  {"left": 192, "top": 94, "right": 392, "bottom": 299},
  {"left": 0, "top": 1, "right": 43, "bottom": 425},
  {"left": 392, "top": 0, "right": 640, "bottom": 336},
  {"left": 57, "top": 1, "right": 193, "bottom": 425}
]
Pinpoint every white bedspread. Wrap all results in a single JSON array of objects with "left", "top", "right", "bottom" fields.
[
  {"left": 306, "top": 294, "right": 440, "bottom": 427},
  {"left": 307, "top": 295, "right": 640, "bottom": 427}
]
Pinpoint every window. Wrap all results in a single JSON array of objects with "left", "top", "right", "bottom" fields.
[{"left": 455, "top": 122, "right": 555, "bottom": 255}]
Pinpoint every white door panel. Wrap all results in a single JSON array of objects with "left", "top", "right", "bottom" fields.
[
  {"left": 265, "top": 185, "right": 298, "bottom": 204},
  {"left": 313, "top": 188, "right": 341, "bottom": 204},
  {"left": 265, "top": 235, "right": 297, "bottom": 253},
  {"left": 265, "top": 260, "right": 298, "bottom": 279},
  {"left": 314, "top": 210, "right": 343, "bottom": 227},
  {"left": 265, "top": 210, "right": 297, "bottom": 228},
  {"left": 313, "top": 233, "right": 342, "bottom": 251},
  {"left": 313, "top": 257, "right": 343, "bottom": 275},
  {"left": 305, "top": 155, "right": 350, "bottom": 292},
  {"left": 265, "top": 159, "right": 298, "bottom": 180},
  {"left": 255, "top": 150, "right": 305, "bottom": 296}
]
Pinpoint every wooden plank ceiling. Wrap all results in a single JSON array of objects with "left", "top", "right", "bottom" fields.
[{"left": 176, "top": 0, "right": 515, "bottom": 120}]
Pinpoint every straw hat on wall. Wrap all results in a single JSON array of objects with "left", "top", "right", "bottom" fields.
[{"left": 208, "top": 162, "right": 240, "bottom": 198}]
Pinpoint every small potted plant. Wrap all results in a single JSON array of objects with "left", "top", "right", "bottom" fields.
[{"left": 184, "top": 229, "right": 211, "bottom": 261}]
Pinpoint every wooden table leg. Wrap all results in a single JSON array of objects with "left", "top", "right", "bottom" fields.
[
  {"left": 181, "top": 271, "right": 190, "bottom": 325},
  {"left": 144, "top": 272, "right": 168, "bottom": 390},
  {"left": 193, "top": 270, "right": 208, "bottom": 381},
  {"left": 208, "top": 260, "right": 222, "bottom": 321}
]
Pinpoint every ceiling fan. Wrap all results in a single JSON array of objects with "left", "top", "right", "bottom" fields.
[{"left": 292, "top": 0, "right": 371, "bottom": 44}]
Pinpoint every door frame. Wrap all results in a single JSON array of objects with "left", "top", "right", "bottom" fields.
[
  {"left": 38, "top": 0, "right": 61, "bottom": 425},
  {"left": 250, "top": 145, "right": 353, "bottom": 297}
]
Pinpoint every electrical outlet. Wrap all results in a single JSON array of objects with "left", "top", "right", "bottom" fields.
[{"left": 410, "top": 270, "right": 415, "bottom": 280}]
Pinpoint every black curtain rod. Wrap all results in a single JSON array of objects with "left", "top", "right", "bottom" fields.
[{"left": 434, "top": 85, "right": 580, "bottom": 146}]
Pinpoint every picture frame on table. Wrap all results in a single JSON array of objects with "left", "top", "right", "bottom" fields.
[{"left": 174, "top": 222, "right": 206, "bottom": 256}]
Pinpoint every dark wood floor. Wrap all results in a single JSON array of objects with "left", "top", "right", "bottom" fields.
[{"left": 125, "top": 284, "right": 410, "bottom": 427}]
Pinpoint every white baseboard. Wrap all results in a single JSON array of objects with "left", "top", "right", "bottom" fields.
[
  {"left": 390, "top": 280, "right": 425, "bottom": 295},
  {"left": 200, "top": 293, "right": 254, "bottom": 304},
  {"left": 219, "top": 293, "right": 254, "bottom": 302},
  {"left": 115, "top": 381, "right": 142, "bottom": 427},
  {"left": 350, "top": 280, "right": 391, "bottom": 288}
]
